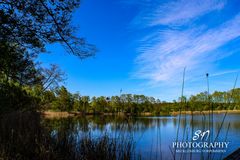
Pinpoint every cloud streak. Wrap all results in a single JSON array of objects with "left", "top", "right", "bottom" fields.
[
  {"left": 132, "top": 0, "right": 240, "bottom": 86},
  {"left": 131, "top": 0, "right": 225, "bottom": 27}
]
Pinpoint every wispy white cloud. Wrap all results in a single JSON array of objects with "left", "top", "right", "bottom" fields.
[
  {"left": 187, "top": 69, "right": 239, "bottom": 83},
  {"left": 131, "top": 0, "right": 240, "bottom": 86},
  {"left": 210, "top": 70, "right": 239, "bottom": 78},
  {"left": 130, "top": 0, "right": 226, "bottom": 27}
]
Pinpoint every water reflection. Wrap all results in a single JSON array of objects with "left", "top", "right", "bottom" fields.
[
  {"left": 42, "top": 113, "right": 240, "bottom": 160},
  {"left": 1, "top": 112, "right": 239, "bottom": 159},
  {"left": 43, "top": 114, "right": 240, "bottom": 133}
]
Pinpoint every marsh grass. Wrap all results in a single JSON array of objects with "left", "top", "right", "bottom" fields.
[
  {"left": 0, "top": 112, "right": 137, "bottom": 160},
  {"left": 169, "top": 73, "right": 239, "bottom": 160}
]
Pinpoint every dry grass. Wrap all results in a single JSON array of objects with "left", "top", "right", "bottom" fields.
[
  {"left": 171, "top": 110, "right": 240, "bottom": 116},
  {"left": 41, "top": 111, "right": 77, "bottom": 118},
  {"left": 42, "top": 110, "right": 240, "bottom": 118}
]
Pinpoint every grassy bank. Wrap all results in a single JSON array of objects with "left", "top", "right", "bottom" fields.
[
  {"left": 41, "top": 109, "right": 240, "bottom": 118},
  {"left": 170, "top": 109, "right": 240, "bottom": 116}
]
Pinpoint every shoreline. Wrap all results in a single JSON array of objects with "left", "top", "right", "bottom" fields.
[
  {"left": 170, "top": 110, "right": 240, "bottom": 116},
  {"left": 41, "top": 110, "right": 240, "bottom": 118}
]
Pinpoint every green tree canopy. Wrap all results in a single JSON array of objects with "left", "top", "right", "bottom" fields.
[
  {"left": 0, "top": 0, "right": 96, "bottom": 58},
  {"left": 0, "top": 42, "right": 42, "bottom": 85}
]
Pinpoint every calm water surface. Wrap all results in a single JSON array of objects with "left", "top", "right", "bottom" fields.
[{"left": 43, "top": 113, "right": 240, "bottom": 160}]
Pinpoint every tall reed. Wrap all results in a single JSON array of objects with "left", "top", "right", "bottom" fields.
[{"left": 0, "top": 112, "right": 137, "bottom": 160}]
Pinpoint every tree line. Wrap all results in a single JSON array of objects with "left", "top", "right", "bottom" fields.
[{"left": 38, "top": 86, "right": 240, "bottom": 115}]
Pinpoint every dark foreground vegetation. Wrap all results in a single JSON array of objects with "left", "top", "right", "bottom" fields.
[{"left": 0, "top": 112, "right": 136, "bottom": 160}]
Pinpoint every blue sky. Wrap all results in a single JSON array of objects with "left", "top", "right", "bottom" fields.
[{"left": 38, "top": 0, "right": 240, "bottom": 101}]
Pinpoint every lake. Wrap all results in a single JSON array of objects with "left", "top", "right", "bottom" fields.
[{"left": 42, "top": 113, "right": 240, "bottom": 160}]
